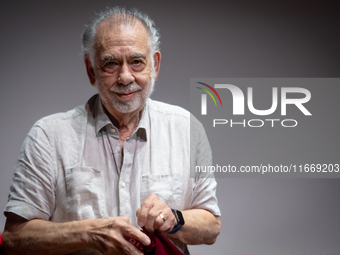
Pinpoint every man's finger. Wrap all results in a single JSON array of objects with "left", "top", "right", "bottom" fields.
[
  {"left": 124, "top": 236, "right": 145, "bottom": 254},
  {"left": 137, "top": 200, "right": 153, "bottom": 228},
  {"left": 144, "top": 208, "right": 159, "bottom": 232},
  {"left": 117, "top": 237, "right": 145, "bottom": 255},
  {"left": 136, "top": 208, "right": 141, "bottom": 218},
  {"left": 155, "top": 208, "right": 176, "bottom": 233},
  {"left": 123, "top": 225, "right": 151, "bottom": 246},
  {"left": 153, "top": 213, "right": 165, "bottom": 230}
]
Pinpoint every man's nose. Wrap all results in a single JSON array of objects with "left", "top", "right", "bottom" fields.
[{"left": 118, "top": 63, "right": 135, "bottom": 85}]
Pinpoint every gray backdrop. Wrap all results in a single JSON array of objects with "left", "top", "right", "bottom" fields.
[{"left": 1, "top": 1, "right": 339, "bottom": 254}]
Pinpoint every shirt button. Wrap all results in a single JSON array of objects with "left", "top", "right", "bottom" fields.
[
  {"left": 121, "top": 183, "right": 125, "bottom": 188},
  {"left": 111, "top": 128, "right": 116, "bottom": 133}
]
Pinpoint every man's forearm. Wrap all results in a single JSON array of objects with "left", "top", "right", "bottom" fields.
[
  {"left": 169, "top": 209, "right": 221, "bottom": 245},
  {"left": 3, "top": 213, "right": 150, "bottom": 255},
  {"left": 3, "top": 217, "right": 89, "bottom": 255}
]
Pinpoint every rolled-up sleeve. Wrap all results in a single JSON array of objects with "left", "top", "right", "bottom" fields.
[
  {"left": 4, "top": 124, "right": 55, "bottom": 221},
  {"left": 190, "top": 116, "right": 221, "bottom": 216}
]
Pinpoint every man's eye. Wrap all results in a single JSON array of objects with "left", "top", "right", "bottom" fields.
[
  {"left": 107, "top": 62, "right": 117, "bottom": 66},
  {"left": 132, "top": 60, "right": 141, "bottom": 65},
  {"left": 102, "top": 61, "right": 118, "bottom": 73}
]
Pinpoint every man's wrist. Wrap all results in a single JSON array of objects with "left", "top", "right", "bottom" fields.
[{"left": 168, "top": 209, "right": 185, "bottom": 234}]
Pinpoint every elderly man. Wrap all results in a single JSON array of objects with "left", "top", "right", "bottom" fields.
[{"left": 2, "top": 7, "right": 220, "bottom": 255}]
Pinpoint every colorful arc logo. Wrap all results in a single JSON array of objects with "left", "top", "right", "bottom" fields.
[{"left": 196, "top": 82, "right": 223, "bottom": 115}]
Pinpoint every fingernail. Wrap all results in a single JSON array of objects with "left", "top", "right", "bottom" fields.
[{"left": 144, "top": 237, "right": 150, "bottom": 246}]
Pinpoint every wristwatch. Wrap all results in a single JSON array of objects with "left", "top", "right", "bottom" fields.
[{"left": 168, "top": 208, "right": 185, "bottom": 234}]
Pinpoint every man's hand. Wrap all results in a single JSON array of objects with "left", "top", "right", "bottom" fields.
[
  {"left": 86, "top": 216, "right": 151, "bottom": 254},
  {"left": 136, "top": 194, "right": 177, "bottom": 233},
  {"left": 3, "top": 213, "right": 150, "bottom": 255},
  {"left": 136, "top": 195, "right": 221, "bottom": 245}
]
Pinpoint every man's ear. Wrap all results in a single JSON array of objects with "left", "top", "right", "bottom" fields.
[
  {"left": 84, "top": 55, "right": 96, "bottom": 86},
  {"left": 152, "top": 51, "right": 161, "bottom": 81}
]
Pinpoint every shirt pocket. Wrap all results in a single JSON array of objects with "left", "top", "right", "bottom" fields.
[
  {"left": 140, "top": 174, "right": 183, "bottom": 210},
  {"left": 65, "top": 167, "right": 106, "bottom": 220}
]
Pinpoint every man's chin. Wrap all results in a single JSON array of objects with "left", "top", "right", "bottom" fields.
[{"left": 110, "top": 99, "right": 142, "bottom": 114}]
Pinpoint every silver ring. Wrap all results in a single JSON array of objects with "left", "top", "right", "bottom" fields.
[{"left": 159, "top": 213, "right": 166, "bottom": 222}]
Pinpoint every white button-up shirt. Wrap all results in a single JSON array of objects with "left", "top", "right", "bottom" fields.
[{"left": 5, "top": 94, "right": 220, "bottom": 254}]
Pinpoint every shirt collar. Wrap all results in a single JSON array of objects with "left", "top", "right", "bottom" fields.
[{"left": 91, "top": 94, "right": 148, "bottom": 141}]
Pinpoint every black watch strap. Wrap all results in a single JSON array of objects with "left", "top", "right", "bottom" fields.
[{"left": 169, "top": 208, "right": 185, "bottom": 234}]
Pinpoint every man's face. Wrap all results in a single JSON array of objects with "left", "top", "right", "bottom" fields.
[{"left": 86, "top": 19, "right": 160, "bottom": 116}]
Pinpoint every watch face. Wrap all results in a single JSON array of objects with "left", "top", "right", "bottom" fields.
[
  {"left": 176, "top": 210, "right": 185, "bottom": 225},
  {"left": 169, "top": 209, "right": 185, "bottom": 234}
]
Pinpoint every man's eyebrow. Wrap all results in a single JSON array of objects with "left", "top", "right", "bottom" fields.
[
  {"left": 128, "top": 53, "right": 146, "bottom": 59},
  {"left": 101, "top": 55, "right": 118, "bottom": 61},
  {"left": 101, "top": 54, "right": 146, "bottom": 62}
]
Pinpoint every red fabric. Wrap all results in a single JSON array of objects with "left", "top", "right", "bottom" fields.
[
  {"left": 126, "top": 228, "right": 184, "bottom": 255},
  {"left": 142, "top": 229, "right": 183, "bottom": 255},
  {"left": 0, "top": 234, "right": 5, "bottom": 255},
  {"left": 125, "top": 236, "right": 144, "bottom": 253}
]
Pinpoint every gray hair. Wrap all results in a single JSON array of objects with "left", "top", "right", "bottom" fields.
[{"left": 82, "top": 7, "right": 160, "bottom": 64}]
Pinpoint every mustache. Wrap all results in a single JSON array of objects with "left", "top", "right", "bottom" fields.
[{"left": 109, "top": 82, "right": 142, "bottom": 94}]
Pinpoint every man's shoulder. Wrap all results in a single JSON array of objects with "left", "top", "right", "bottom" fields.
[
  {"left": 147, "top": 99, "right": 190, "bottom": 119},
  {"left": 34, "top": 104, "right": 87, "bottom": 131},
  {"left": 147, "top": 99, "right": 202, "bottom": 128}
]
